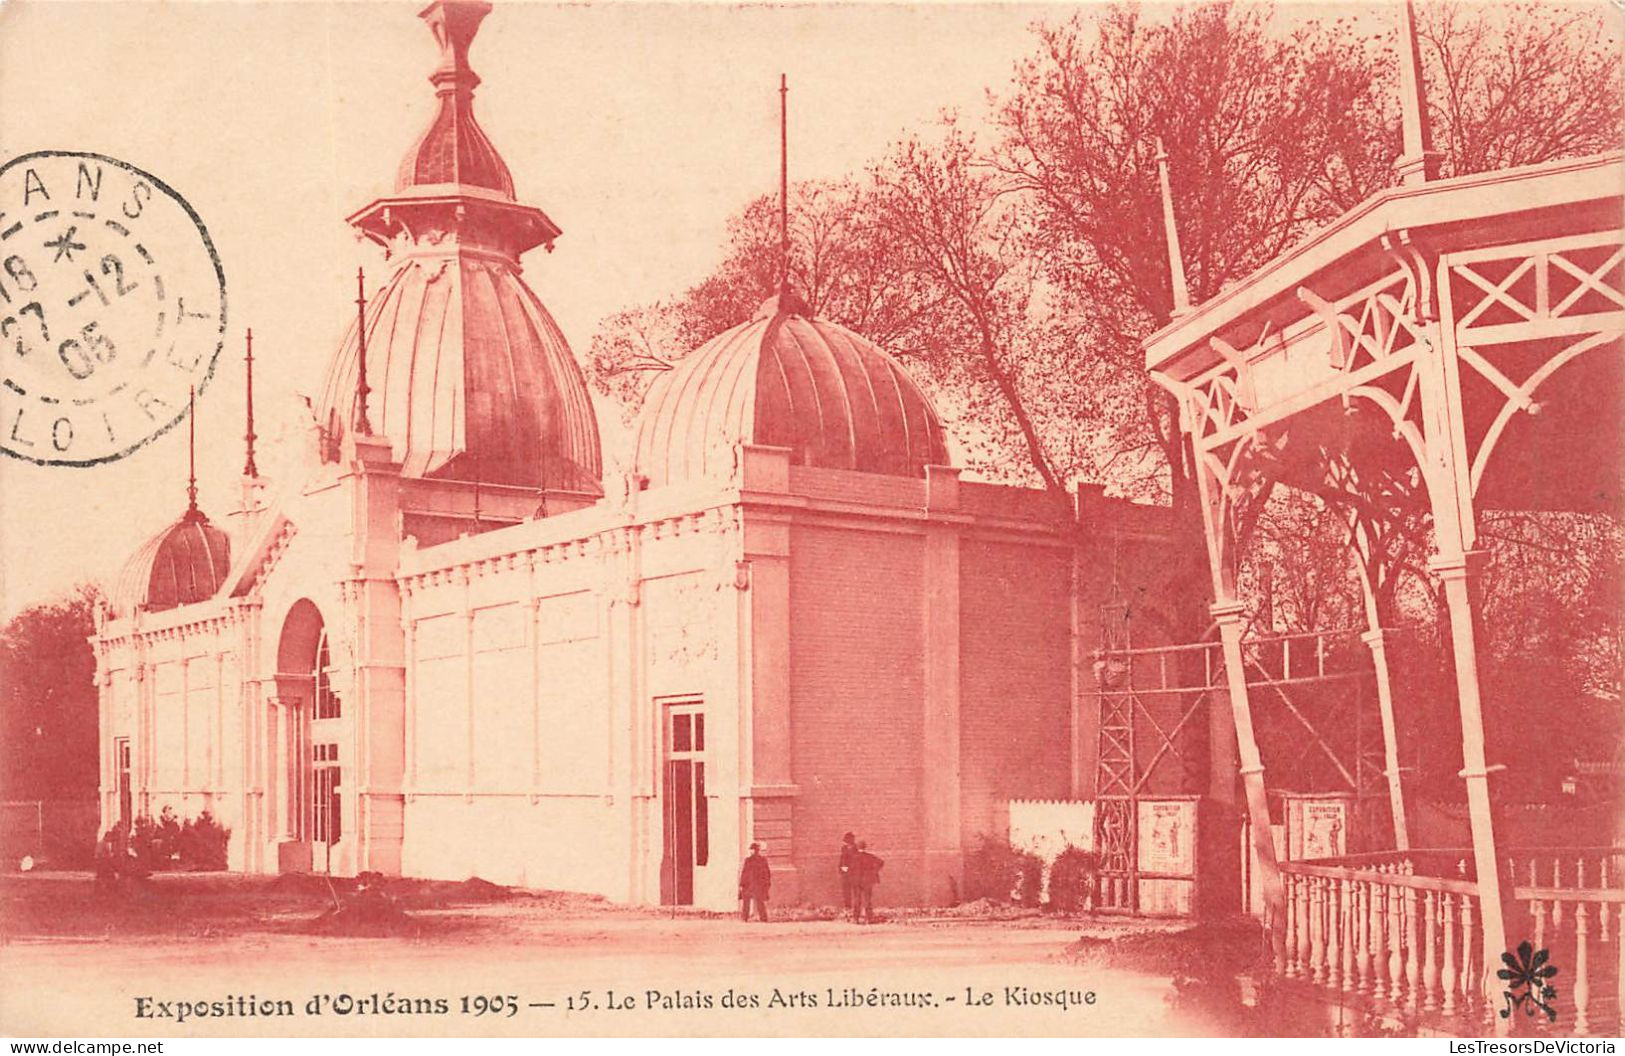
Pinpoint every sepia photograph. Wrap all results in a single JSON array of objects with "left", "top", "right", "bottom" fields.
[{"left": 0, "top": 0, "right": 1620, "bottom": 1042}]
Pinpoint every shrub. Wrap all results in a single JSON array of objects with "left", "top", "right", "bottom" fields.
[
  {"left": 963, "top": 834, "right": 1043, "bottom": 906},
  {"left": 128, "top": 807, "right": 229, "bottom": 871},
  {"left": 1047, "top": 845, "right": 1100, "bottom": 913},
  {"left": 131, "top": 808, "right": 178, "bottom": 871},
  {"left": 178, "top": 810, "right": 230, "bottom": 870}
]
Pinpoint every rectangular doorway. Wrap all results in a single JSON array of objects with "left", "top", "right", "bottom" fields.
[
  {"left": 115, "top": 738, "right": 132, "bottom": 827},
  {"left": 311, "top": 741, "right": 341, "bottom": 872},
  {"left": 660, "top": 701, "right": 708, "bottom": 906}
]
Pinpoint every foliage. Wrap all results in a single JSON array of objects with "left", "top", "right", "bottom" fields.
[
  {"left": 990, "top": 5, "right": 1396, "bottom": 509},
  {"left": 131, "top": 808, "right": 181, "bottom": 872},
  {"left": 1420, "top": 1, "right": 1625, "bottom": 177},
  {"left": 178, "top": 810, "right": 231, "bottom": 871},
  {"left": 963, "top": 834, "right": 1044, "bottom": 906},
  {"left": 1046, "top": 845, "right": 1100, "bottom": 914},
  {"left": 126, "top": 807, "right": 230, "bottom": 871},
  {"left": 0, "top": 584, "right": 101, "bottom": 801},
  {"left": 1236, "top": 489, "right": 1365, "bottom": 635}
]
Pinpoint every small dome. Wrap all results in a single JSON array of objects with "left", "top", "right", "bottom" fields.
[
  {"left": 394, "top": 0, "right": 515, "bottom": 198},
  {"left": 110, "top": 510, "right": 231, "bottom": 617},
  {"left": 315, "top": 256, "right": 603, "bottom": 492},
  {"left": 396, "top": 94, "right": 515, "bottom": 198},
  {"left": 633, "top": 292, "right": 951, "bottom": 487}
]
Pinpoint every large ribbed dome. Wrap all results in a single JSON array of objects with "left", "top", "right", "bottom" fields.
[
  {"left": 315, "top": 255, "right": 602, "bottom": 492},
  {"left": 110, "top": 510, "right": 231, "bottom": 618},
  {"left": 634, "top": 292, "right": 951, "bottom": 487}
]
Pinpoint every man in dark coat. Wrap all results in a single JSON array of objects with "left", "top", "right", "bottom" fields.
[
  {"left": 838, "top": 832, "right": 858, "bottom": 909},
  {"left": 851, "top": 840, "right": 883, "bottom": 923},
  {"left": 738, "top": 842, "right": 771, "bottom": 922}
]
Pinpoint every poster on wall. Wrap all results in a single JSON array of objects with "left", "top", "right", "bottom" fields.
[{"left": 1136, "top": 799, "right": 1196, "bottom": 877}]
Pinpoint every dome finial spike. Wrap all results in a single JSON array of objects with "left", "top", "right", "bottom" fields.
[
  {"left": 778, "top": 73, "right": 791, "bottom": 297},
  {"left": 355, "top": 267, "right": 374, "bottom": 437},
  {"left": 185, "top": 385, "right": 200, "bottom": 519},
  {"left": 1155, "top": 137, "right": 1192, "bottom": 318},
  {"left": 243, "top": 328, "right": 258, "bottom": 479}
]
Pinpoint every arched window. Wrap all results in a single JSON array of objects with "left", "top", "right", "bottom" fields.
[{"left": 315, "top": 630, "right": 340, "bottom": 720}]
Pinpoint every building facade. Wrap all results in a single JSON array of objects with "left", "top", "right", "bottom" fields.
[{"left": 93, "top": 0, "right": 1175, "bottom": 909}]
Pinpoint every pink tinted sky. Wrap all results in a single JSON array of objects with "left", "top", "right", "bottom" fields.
[{"left": 0, "top": 1, "right": 1375, "bottom": 617}]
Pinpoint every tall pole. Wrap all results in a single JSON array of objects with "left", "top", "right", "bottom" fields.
[
  {"left": 243, "top": 328, "right": 258, "bottom": 479},
  {"left": 1395, "top": 0, "right": 1442, "bottom": 185},
  {"left": 779, "top": 73, "right": 789, "bottom": 295},
  {"left": 355, "top": 267, "right": 373, "bottom": 436},
  {"left": 1155, "top": 138, "right": 1192, "bottom": 317}
]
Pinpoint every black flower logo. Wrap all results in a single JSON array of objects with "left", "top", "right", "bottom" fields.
[{"left": 1499, "top": 941, "right": 1559, "bottom": 1022}]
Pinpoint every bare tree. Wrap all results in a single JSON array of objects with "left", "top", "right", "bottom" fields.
[{"left": 1420, "top": 0, "right": 1624, "bottom": 177}]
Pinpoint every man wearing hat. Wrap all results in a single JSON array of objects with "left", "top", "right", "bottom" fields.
[
  {"left": 738, "top": 842, "right": 771, "bottom": 922},
  {"left": 851, "top": 840, "right": 883, "bottom": 924},
  {"left": 838, "top": 832, "right": 859, "bottom": 909}
]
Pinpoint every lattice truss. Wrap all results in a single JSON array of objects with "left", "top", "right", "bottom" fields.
[
  {"left": 1175, "top": 228, "right": 1624, "bottom": 571},
  {"left": 1094, "top": 633, "right": 1387, "bottom": 798},
  {"left": 1145, "top": 225, "right": 1623, "bottom": 858}
]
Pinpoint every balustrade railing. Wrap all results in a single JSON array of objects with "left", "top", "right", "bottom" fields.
[{"left": 1278, "top": 849, "right": 1624, "bottom": 1035}]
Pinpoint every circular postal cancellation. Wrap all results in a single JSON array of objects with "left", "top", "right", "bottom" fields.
[{"left": 0, "top": 151, "right": 226, "bottom": 466}]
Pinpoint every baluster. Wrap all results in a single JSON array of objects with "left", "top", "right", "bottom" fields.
[
  {"left": 1357, "top": 880, "right": 1373, "bottom": 993},
  {"left": 1460, "top": 895, "right": 1477, "bottom": 1009},
  {"left": 1371, "top": 883, "right": 1390, "bottom": 1001},
  {"left": 1404, "top": 887, "right": 1421, "bottom": 1010},
  {"left": 1278, "top": 873, "right": 1293, "bottom": 976},
  {"left": 1310, "top": 877, "right": 1327, "bottom": 985},
  {"left": 1441, "top": 892, "right": 1458, "bottom": 1016},
  {"left": 1340, "top": 877, "right": 1354, "bottom": 992},
  {"left": 1532, "top": 898, "right": 1547, "bottom": 953},
  {"left": 1574, "top": 902, "right": 1591, "bottom": 1035},
  {"left": 1553, "top": 862, "right": 1565, "bottom": 929},
  {"left": 1422, "top": 890, "right": 1440, "bottom": 1012},
  {"left": 1614, "top": 902, "right": 1623, "bottom": 1036},
  {"left": 1297, "top": 872, "right": 1312, "bottom": 982},
  {"left": 1389, "top": 881, "right": 1405, "bottom": 1003},
  {"left": 1287, "top": 870, "right": 1300, "bottom": 981},
  {"left": 1325, "top": 877, "right": 1342, "bottom": 989}
]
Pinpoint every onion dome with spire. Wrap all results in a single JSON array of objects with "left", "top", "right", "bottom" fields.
[
  {"left": 634, "top": 76, "right": 950, "bottom": 488},
  {"left": 314, "top": 0, "right": 602, "bottom": 494},
  {"left": 110, "top": 394, "right": 231, "bottom": 617},
  {"left": 632, "top": 287, "right": 952, "bottom": 487}
]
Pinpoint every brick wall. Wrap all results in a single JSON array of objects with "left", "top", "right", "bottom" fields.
[
  {"left": 958, "top": 536, "right": 1073, "bottom": 846},
  {"left": 788, "top": 524, "right": 926, "bottom": 904}
]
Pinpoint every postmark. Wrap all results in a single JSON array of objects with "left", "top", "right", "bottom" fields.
[{"left": 0, "top": 151, "right": 226, "bottom": 466}]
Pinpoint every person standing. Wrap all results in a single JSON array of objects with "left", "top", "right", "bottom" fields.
[
  {"left": 838, "top": 832, "right": 859, "bottom": 909},
  {"left": 851, "top": 839, "right": 884, "bottom": 923},
  {"left": 738, "top": 842, "right": 771, "bottom": 922}
]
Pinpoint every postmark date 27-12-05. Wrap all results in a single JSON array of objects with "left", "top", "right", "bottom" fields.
[{"left": 0, "top": 150, "right": 226, "bottom": 466}]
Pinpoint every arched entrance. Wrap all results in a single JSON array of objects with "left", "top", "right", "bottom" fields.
[{"left": 273, "top": 599, "right": 345, "bottom": 874}]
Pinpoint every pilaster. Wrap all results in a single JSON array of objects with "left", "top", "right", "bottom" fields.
[
  {"left": 341, "top": 431, "right": 407, "bottom": 874},
  {"left": 922, "top": 464, "right": 963, "bottom": 904},
  {"left": 739, "top": 445, "right": 799, "bottom": 898}
]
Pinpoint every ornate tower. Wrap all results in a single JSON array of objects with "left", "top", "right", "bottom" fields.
[{"left": 315, "top": 0, "right": 602, "bottom": 504}]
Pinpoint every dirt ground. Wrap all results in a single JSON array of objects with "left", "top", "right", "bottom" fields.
[{"left": 0, "top": 870, "right": 1245, "bottom": 1037}]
